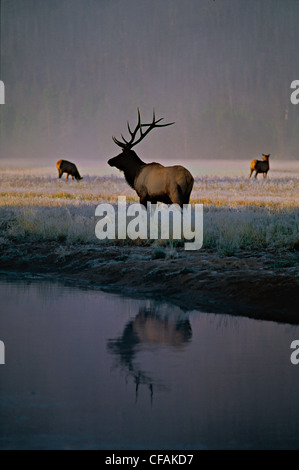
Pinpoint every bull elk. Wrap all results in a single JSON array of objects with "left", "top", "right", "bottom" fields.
[
  {"left": 108, "top": 109, "right": 194, "bottom": 207},
  {"left": 56, "top": 159, "right": 83, "bottom": 181},
  {"left": 249, "top": 154, "right": 270, "bottom": 178}
]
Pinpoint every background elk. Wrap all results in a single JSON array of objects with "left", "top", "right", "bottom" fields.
[
  {"left": 108, "top": 109, "right": 194, "bottom": 207},
  {"left": 250, "top": 154, "right": 270, "bottom": 178},
  {"left": 56, "top": 159, "right": 83, "bottom": 181}
]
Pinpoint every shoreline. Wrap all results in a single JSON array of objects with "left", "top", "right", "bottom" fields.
[{"left": 1, "top": 240, "right": 298, "bottom": 325}]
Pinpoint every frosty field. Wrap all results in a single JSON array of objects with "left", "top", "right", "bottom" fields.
[{"left": 0, "top": 159, "right": 298, "bottom": 253}]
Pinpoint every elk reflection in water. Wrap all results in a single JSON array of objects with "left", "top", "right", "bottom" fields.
[{"left": 107, "top": 306, "right": 192, "bottom": 403}]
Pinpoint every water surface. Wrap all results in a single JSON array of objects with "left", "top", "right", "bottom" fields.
[{"left": 0, "top": 275, "right": 299, "bottom": 449}]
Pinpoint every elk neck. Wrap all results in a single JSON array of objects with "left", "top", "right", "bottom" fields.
[{"left": 122, "top": 151, "right": 146, "bottom": 189}]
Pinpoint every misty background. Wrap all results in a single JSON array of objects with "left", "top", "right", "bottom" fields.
[{"left": 0, "top": 0, "right": 299, "bottom": 166}]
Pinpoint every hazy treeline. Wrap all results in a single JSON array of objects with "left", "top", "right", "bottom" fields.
[{"left": 1, "top": 0, "right": 299, "bottom": 163}]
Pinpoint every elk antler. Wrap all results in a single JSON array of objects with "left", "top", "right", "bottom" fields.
[{"left": 112, "top": 108, "right": 175, "bottom": 149}]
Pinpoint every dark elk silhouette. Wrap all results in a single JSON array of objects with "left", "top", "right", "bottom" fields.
[
  {"left": 56, "top": 159, "right": 83, "bottom": 181},
  {"left": 107, "top": 306, "right": 192, "bottom": 403},
  {"left": 108, "top": 109, "right": 194, "bottom": 207},
  {"left": 249, "top": 154, "right": 270, "bottom": 178}
]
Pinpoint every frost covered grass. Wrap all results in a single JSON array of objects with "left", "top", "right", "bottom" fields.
[
  {"left": 203, "top": 205, "right": 299, "bottom": 255},
  {"left": 192, "top": 175, "right": 299, "bottom": 208},
  {"left": 0, "top": 166, "right": 298, "bottom": 254},
  {"left": 0, "top": 174, "right": 136, "bottom": 206},
  {"left": 1, "top": 174, "right": 299, "bottom": 207}
]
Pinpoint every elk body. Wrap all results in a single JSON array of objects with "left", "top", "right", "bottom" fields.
[
  {"left": 250, "top": 154, "right": 270, "bottom": 178},
  {"left": 56, "top": 159, "right": 83, "bottom": 181},
  {"left": 108, "top": 110, "right": 194, "bottom": 207}
]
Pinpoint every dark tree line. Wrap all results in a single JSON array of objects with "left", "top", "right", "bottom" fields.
[{"left": 0, "top": 0, "right": 299, "bottom": 162}]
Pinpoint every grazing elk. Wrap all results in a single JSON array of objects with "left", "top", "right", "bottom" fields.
[
  {"left": 108, "top": 109, "right": 194, "bottom": 207},
  {"left": 250, "top": 154, "right": 270, "bottom": 178},
  {"left": 56, "top": 159, "right": 83, "bottom": 181}
]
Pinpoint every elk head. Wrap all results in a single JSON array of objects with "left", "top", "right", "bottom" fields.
[{"left": 108, "top": 108, "right": 175, "bottom": 169}]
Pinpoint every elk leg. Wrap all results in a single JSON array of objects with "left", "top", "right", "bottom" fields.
[
  {"left": 183, "top": 194, "right": 191, "bottom": 204},
  {"left": 170, "top": 198, "right": 184, "bottom": 208},
  {"left": 249, "top": 169, "right": 253, "bottom": 178},
  {"left": 139, "top": 196, "right": 148, "bottom": 208},
  {"left": 66, "top": 173, "right": 69, "bottom": 181},
  {"left": 58, "top": 170, "right": 62, "bottom": 179},
  {"left": 170, "top": 185, "right": 185, "bottom": 208},
  {"left": 254, "top": 171, "right": 258, "bottom": 178}
]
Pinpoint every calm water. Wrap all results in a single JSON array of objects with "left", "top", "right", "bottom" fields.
[{"left": 0, "top": 275, "right": 299, "bottom": 450}]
